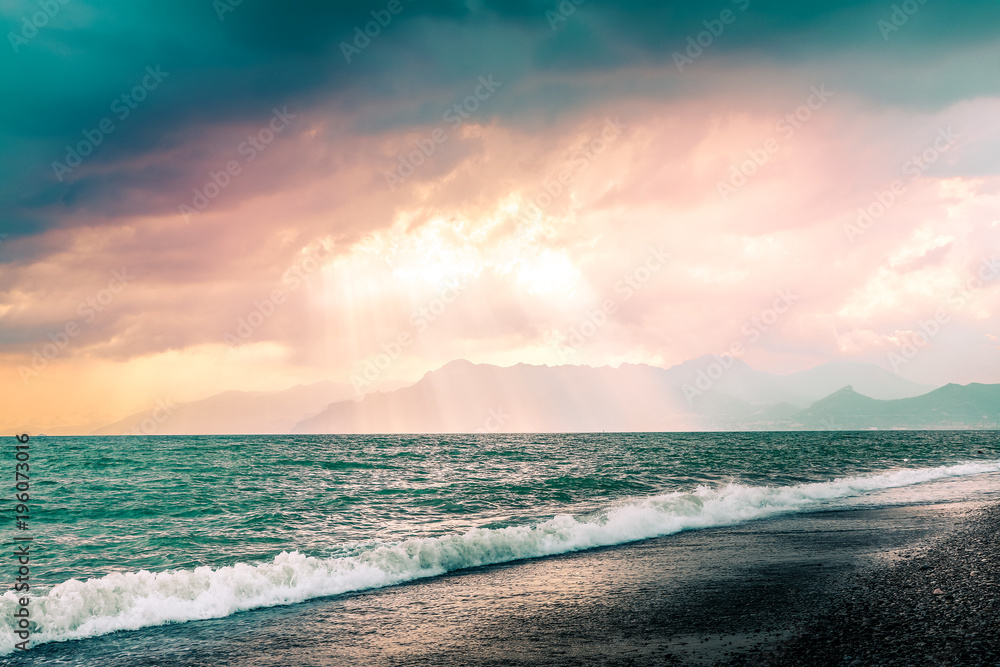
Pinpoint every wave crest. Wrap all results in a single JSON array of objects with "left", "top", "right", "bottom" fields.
[{"left": 2, "top": 460, "right": 997, "bottom": 654}]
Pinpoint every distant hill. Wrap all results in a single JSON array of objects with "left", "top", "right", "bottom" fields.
[
  {"left": 293, "top": 360, "right": 965, "bottom": 434},
  {"left": 296, "top": 360, "right": 705, "bottom": 433},
  {"left": 664, "top": 356, "right": 933, "bottom": 407},
  {"left": 794, "top": 383, "right": 1000, "bottom": 430},
  {"left": 780, "top": 360, "right": 935, "bottom": 402},
  {"left": 91, "top": 381, "right": 352, "bottom": 435},
  {"left": 82, "top": 358, "right": 985, "bottom": 435}
]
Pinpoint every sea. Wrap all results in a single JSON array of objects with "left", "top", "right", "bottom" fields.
[{"left": 2, "top": 431, "right": 999, "bottom": 664}]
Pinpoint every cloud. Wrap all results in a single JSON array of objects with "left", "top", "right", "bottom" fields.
[{"left": 3, "top": 0, "right": 1000, "bottom": 427}]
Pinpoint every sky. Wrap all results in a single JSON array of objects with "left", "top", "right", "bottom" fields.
[{"left": 2, "top": 0, "right": 1000, "bottom": 431}]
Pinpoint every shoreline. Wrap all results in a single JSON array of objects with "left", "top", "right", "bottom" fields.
[
  {"left": 729, "top": 500, "right": 1000, "bottom": 666},
  {"left": 14, "top": 475, "right": 1000, "bottom": 666}
]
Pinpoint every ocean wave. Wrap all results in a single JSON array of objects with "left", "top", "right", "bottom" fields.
[{"left": 2, "top": 459, "right": 998, "bottom": 654}]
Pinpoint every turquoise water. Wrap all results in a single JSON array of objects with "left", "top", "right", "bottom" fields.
[{"left": 3, "top": 431, "right": 999, "bottom": 655}]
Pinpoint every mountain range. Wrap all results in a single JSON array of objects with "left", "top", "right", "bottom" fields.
[
  {"left": 77, "top": 357, "right": 999, "bottom": 435},
  {"left": 90, "top": 381, "right": 352, "bottom": 435},
  {"left": 293, "top": 358, "right": 944, "bottom": 433},
  {"left": 793, "top": 384, "right": 1000, "bottom": 430}
]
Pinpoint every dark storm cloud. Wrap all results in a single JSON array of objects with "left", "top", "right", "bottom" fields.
[{"left": 1, "top": 0, "right": 999, "bottom": 242}]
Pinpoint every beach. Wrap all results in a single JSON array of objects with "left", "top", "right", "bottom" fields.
[
  {"left": 13, "top": 466, "right": 999, "bottom": 666},
  {"left": 731, "top": 497, "right": 1000, "bottom": 666},
  {"left": 9, "top": 2, "right": 1000, "bottom": 664}
]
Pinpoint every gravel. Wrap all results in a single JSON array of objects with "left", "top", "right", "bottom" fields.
[{"left": 724, "top": 502, "right": 1000, "bottom": 667}]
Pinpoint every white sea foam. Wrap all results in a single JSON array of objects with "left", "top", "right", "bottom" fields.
[{"left": 2, "top": 460, "right": 998, "bottom": 654}]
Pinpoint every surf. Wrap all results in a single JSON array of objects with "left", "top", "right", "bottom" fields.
[{"left": 2, "top": 458, "right": 997, "bottom": 655}]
